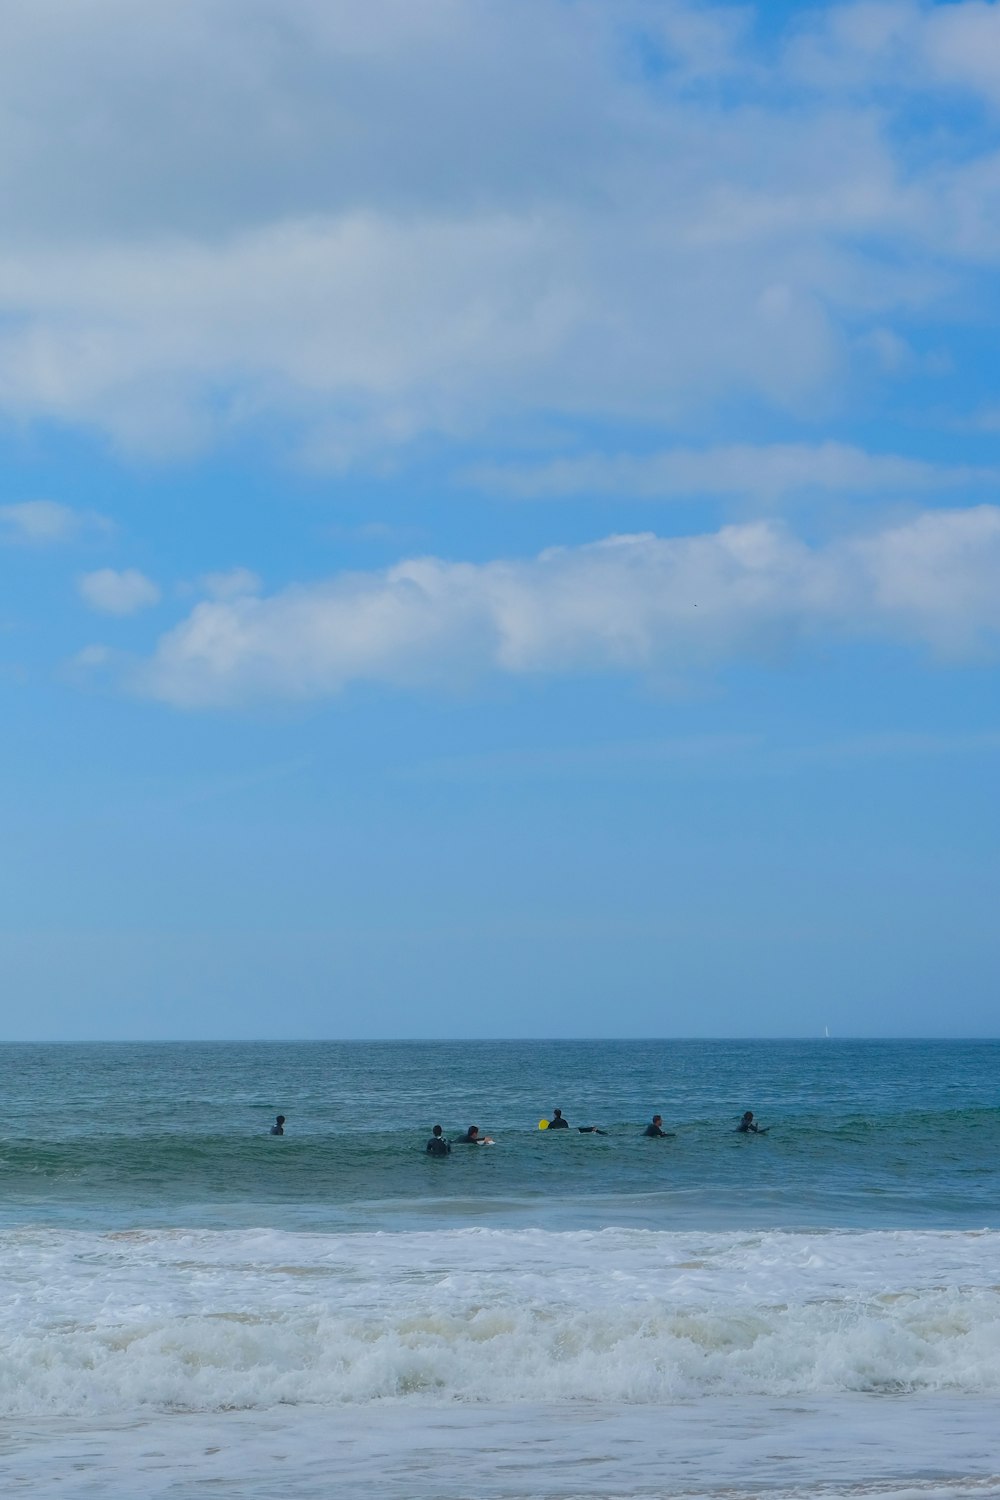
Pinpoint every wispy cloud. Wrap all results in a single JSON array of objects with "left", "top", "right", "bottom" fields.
[
  {"left": 399, "top": 734, "right": 763, "bottom": 782},
  {"left": 780, "top": 730, "right": 1000, "bottom": 766},
  {"left": 122, "top": 505, "right": 1000, "bottom": 708},
  {"left": 402, "top": 728, "right": 1000, "bottom": 783},
  {"left": 196, "top": 568, "right": 262, "bottom": 601},
  {"left": 467, "top": 443, "right": 999, "bottom": 504},
  {"left": 79, "top": 568, "right": 161, "bottom": 616},
  {"left": 0, "top": 500, "right": 111, "bottom": 545}
]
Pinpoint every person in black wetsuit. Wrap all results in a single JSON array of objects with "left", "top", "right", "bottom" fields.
[
  {"left": 736, "top": 1111, "right": 767, "bottom": 1134},
  {"left": 547, "top": 1108, "right": 607, "bottom": 1134},
  {"left": 643, "top": 1114, "right": 674, "bottom": 1138},
  {"left": 270, "top": 1115, "right": 286, "bottom": 1135},
  {"left": 426, "top": 1124, "right": 451, "bottom": 1156},
  {"left": 457, "top": 1124, "right": 494, "bottom": 1144}
]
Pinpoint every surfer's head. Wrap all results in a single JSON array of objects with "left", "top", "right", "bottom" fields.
[{"left": 431, "top": 1124, "right": 444, "bottom": 1137}]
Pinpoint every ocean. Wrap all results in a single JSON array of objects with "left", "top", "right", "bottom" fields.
[{"left": 1, "top": 1038, "right": 998, "bottom": 1498}]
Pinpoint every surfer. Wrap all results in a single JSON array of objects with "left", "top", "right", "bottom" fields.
[
  {"left": 425, "top": 1124, "right": 451, "bottom": 1156},
  {"left": 270, "top": 1115, "right": 286, "bottom": 1136},
  {"left": 544, "top": 1109, "right": 606, "bottom": 1134},
  {"left": 736, "top": 1111, "right": 767, "bottom": 1134},
  {"left": 457, "top": 1124, "right": 494, "bottom": 1145},
  {"left": 643, "top": 1114, "right": 674, "bottom": 1138}
]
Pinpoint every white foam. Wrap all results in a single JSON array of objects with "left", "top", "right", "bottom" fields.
[{"left": 1, "top": 1226, "right": 999, "bottom": 1417}]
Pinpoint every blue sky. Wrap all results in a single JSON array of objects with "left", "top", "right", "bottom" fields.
[{"left": 2, "top": 0, "right": 999, "bottom": 1039}]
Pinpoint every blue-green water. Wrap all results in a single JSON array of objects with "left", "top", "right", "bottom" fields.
[
  {"left": 2, "top": 1038, "right": 997, "bottom": 1231},
  {"left": 3, "top": 1040, "right": 1000, "bottom": 1497}
]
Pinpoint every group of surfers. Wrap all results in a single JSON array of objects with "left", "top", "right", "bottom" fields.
[
  {"left": 423, "top": 1108, "right": 767, "bottom": 1155},
  {"left": 267, "top": 1110, "right": 767, "bottom": 1151}
]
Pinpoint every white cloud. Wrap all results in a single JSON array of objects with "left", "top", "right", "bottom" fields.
[
  {"left": 0, "top": 205, "right": 855, "bottom": 457},
  {"left": 467, "top": 442, "right": 999, "bottom": 503},
  {"left": 785, "top": 2, "right": 1000, "bottom": 129},
  {"left": 73, "top": 643, "right": 114, "bottom": 667},
  {"left": 0, "top": 2, "right": 991, "bottom": 459},
  {"left": 0, "top": 499, "right": 110, "bottom": 544},
  {"left": 848, "top": 504, "right": 1000, "bottom": 655},
  {"left": 131, "top": 505, "right": 1000, "bottom": 708},
  {"left": 197, "top": 568, "right": 262, "bottom": 601},
  {"left": 967, "top": 403, "right": 1000, "bottom": 433},
  {"left": 79, "top": 568, "right": 161, "bottom": 616},
  {"left": 917, "top": 3, "right": 1000, "bottom": 106}
]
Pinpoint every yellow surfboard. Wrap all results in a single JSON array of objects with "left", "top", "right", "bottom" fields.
[{"left": 538, "top": 1119, "right": 549, "bottom": 1130}]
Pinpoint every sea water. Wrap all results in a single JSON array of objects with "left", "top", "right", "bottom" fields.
[{"left": 1, "top": 1038, "right": 998, "bottom": 1498}]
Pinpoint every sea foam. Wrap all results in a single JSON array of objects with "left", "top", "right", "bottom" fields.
[{"left": 1, "top": 1225, "right": 999, "bottom": 1417}]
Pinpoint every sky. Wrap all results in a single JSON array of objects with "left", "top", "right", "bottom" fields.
[{"left": 1, "top": 0, "right": 999, "bottom": 1040}]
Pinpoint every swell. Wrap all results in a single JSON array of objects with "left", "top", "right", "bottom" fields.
[{"left": 1, "top": 1112, "right": 999, "bottom": 1223}]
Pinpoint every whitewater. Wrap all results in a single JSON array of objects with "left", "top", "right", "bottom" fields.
[{"left": 1, "top": 1038, "right": 998, "bottom": 1497}]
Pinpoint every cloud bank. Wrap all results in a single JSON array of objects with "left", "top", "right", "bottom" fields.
[
  {"left": 0, "top": 1, "right": 999, "bottom": 459},
  {"left": 130, "top": 505, "right": 1000, "bottom": 708}
]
